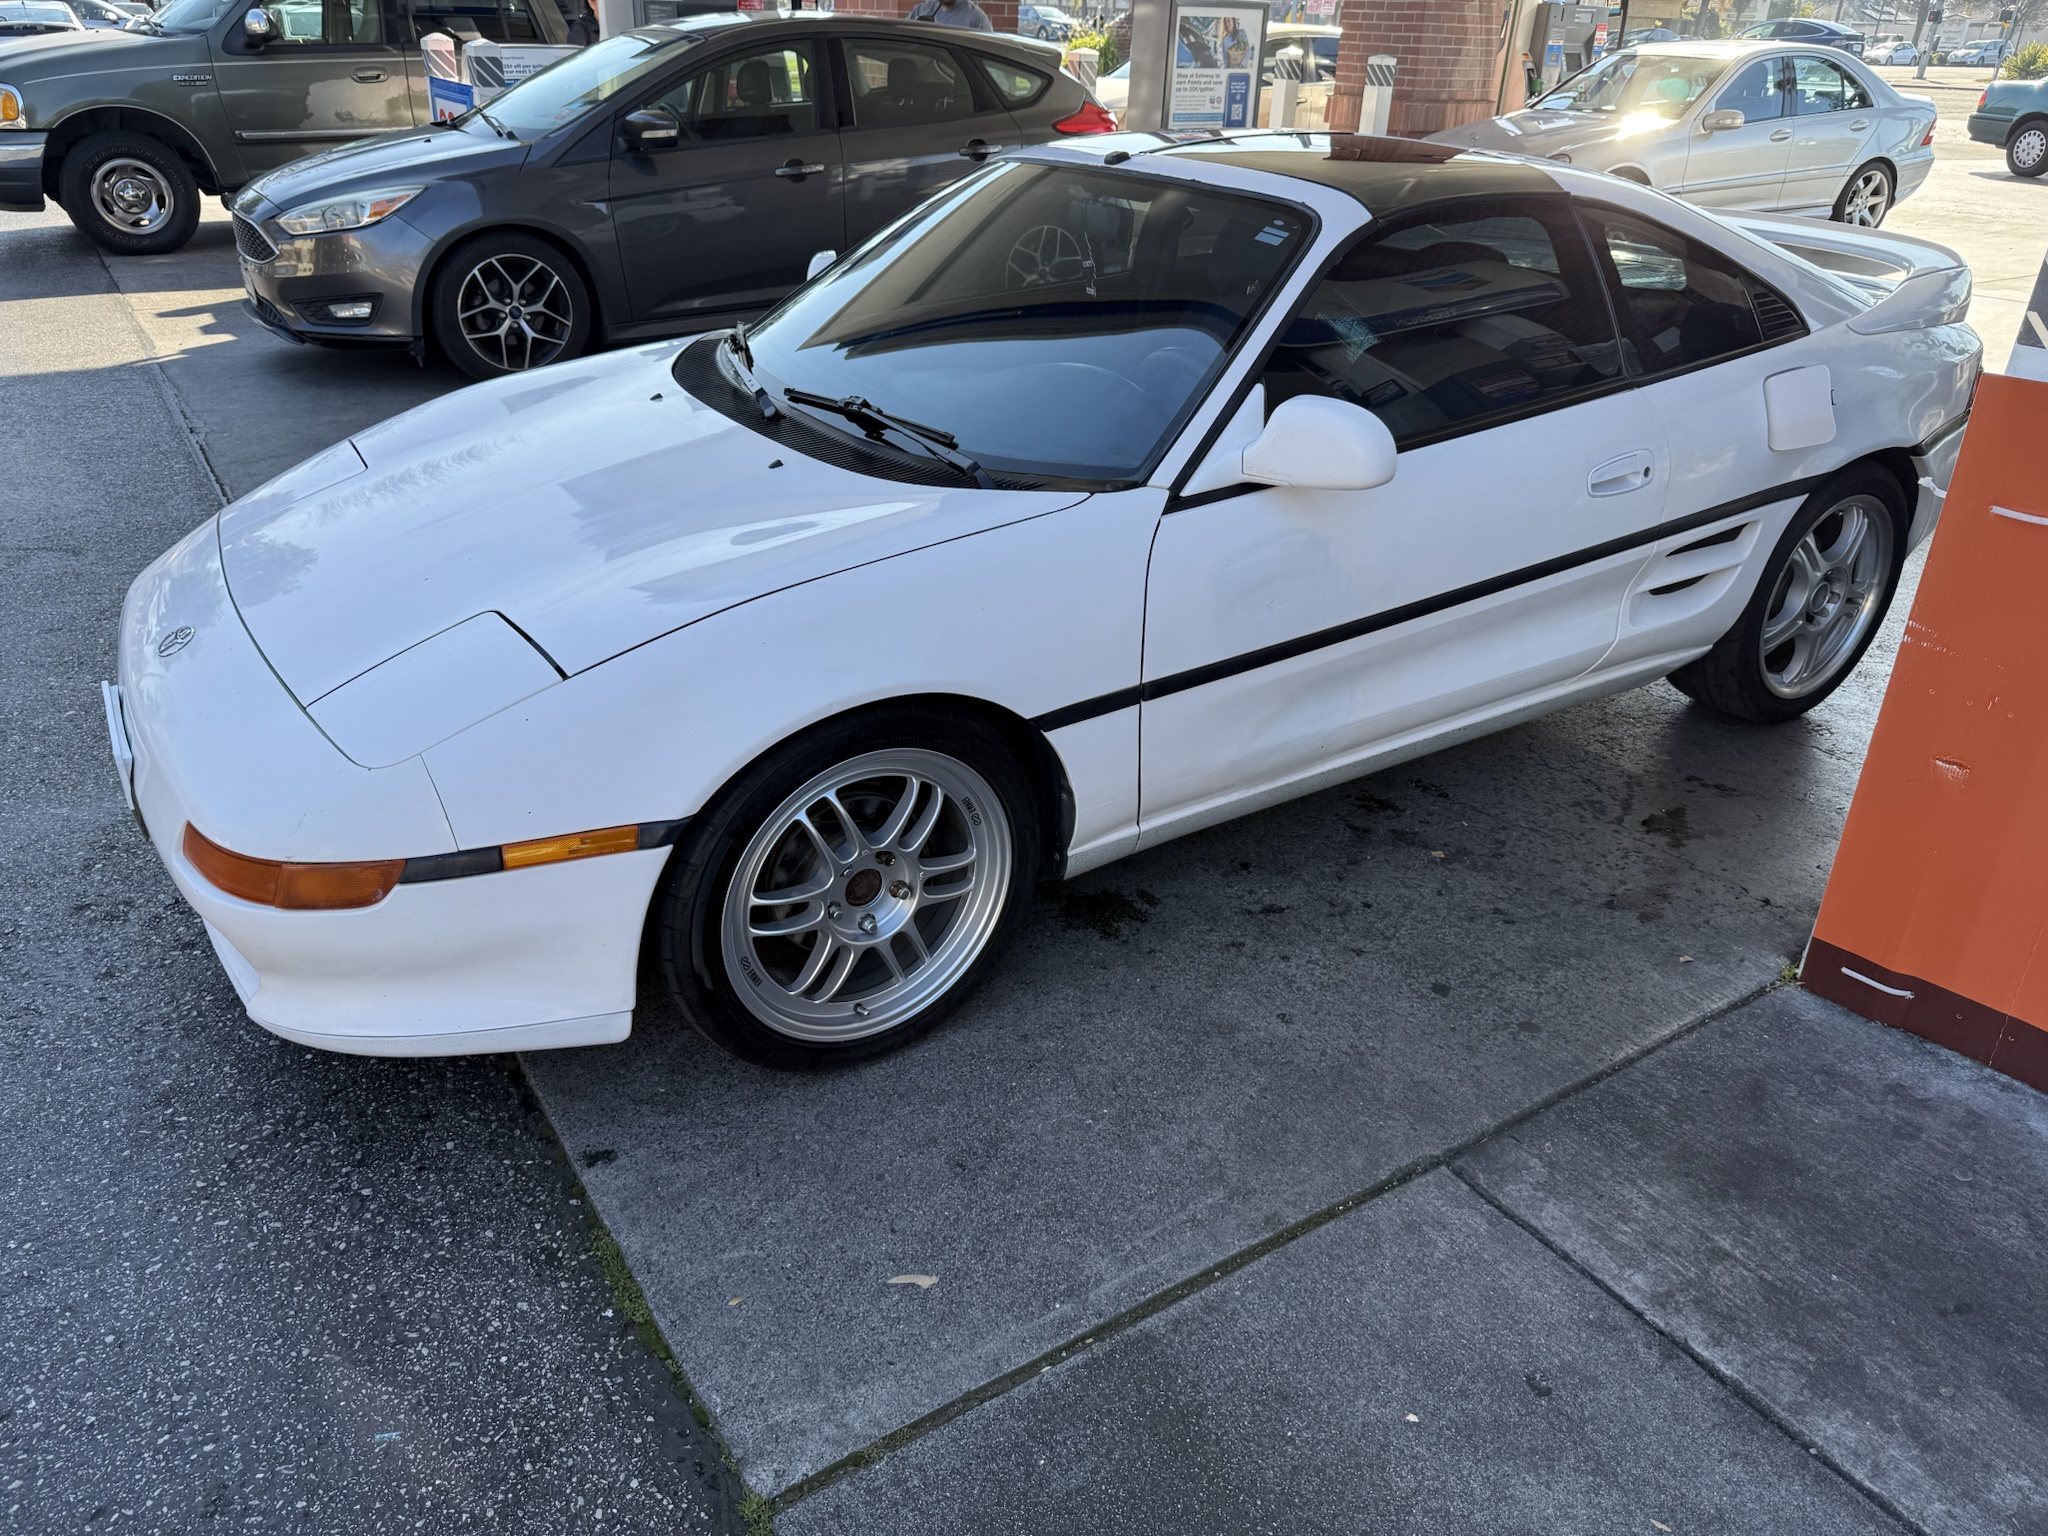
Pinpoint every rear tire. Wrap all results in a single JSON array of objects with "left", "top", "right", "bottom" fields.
[
  {"left": 58, "top": 131, "right": 201, "bottom": 256},
  {"left": 654, "top": 707, "right": 1041, "bottom": 1069},
  {"left": 429, "top": 230, "right": 593, "bottom": 381},
  {"left": 1831, "top": 160, "right": 1894, "bottom": 227},
  {"left": 2008, "top": 121, "right": 2048, "bottom": 179},
  {"left": 1667, "top": 465, "right": 1908, "bottom": 724}
]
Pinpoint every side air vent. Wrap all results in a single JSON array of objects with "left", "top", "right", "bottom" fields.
[
  {"left": 1748, "top": 284, "right": 1805, "bottom": 344},
  {"left": 1671, "top": 524, "right": 1745, "bottom": 557}
]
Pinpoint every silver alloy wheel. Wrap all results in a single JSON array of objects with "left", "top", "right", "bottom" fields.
[
  {"left": 1759, "top": 494, "right": 1894, "bottom": 699},
  {"left": 720, "top": 748, "right": 1014, "bottom": 1043},
  {"left": 454, "top": 253, "right": 574, "bottom": 371},
  {"left": 2012, "top": 125, "right": 2048, "bottom": 172},
  {"left": 1840, "top": 167, "right": 1891, "bottom": 226},
  {"left": 90, "top": 157, "right": 175, "bottom": 235}
]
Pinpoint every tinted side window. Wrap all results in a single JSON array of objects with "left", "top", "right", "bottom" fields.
[
  {"left": 406, "top": 0, "right": 557, "bottom": 44},
  {"left": 1715, "top": 57, "right": 1789, "bottom": 120},
  {"left": 845, "top": 39, "right": 976, "bottom": 128},
  {"left": 269, "top": 0, "right": 383, "bottom": 43},
  {"left": 648, "top": 44, "right": 819, "bottom": 140},
  {"left": 1262, "top": 200, "right": 1625, "bottom": 449},
  {"left": 1791, "top": 55, "right": 1872, "bottom": 113},
  {"left": 1583, "top": 209, "right": 1801, "bottom": 375},
  {"left": 976, "top": 54, "right": 1047, "bottom": 106}
]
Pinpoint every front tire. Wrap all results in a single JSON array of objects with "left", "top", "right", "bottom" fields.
[
  {"left": 655, "top": 708, "right": 1041, "bottom": 1069},
  {"left": 1832, "top": 160, "right": 1894, "bottom": 227},
  {"left": 58, "top": 132, "right": 201, "bottom": 255},
  {"left": 2007, "top": 121, "right": 2048, "bottom": 178},
  {"left": 429, "top": 231, "right": 593, "bottom": 380},
  {"left": 1667, "top": 465, "right": 1907, "bottom": 724}
]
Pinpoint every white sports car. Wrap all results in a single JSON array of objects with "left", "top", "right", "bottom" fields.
[{"left": 108, "top": 132, "right": 1978, "bottom": 1067}]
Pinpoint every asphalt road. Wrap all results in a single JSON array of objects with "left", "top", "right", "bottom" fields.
[{"left": 0, "top": 207, "right": 747, "bottom": 1535}]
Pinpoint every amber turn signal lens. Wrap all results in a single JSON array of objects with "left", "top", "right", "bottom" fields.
[
  {"left": 500, "top": 824, "right": 640, "bottom": 870},
  {"left": 182, "top": 824, "right": 403, "bottom": 910}
]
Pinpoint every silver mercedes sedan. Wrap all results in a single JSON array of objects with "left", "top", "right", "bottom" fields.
[{"left": 1428, "top": 41, "right": 1935, "bottom": 226}]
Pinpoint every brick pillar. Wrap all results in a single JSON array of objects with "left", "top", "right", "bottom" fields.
[
  {"left": 824, "top": 0, "right": 1022, "bottom": 34},
  {"left": 1329, "top": 0, "right": 1506, "bottom": 138}
]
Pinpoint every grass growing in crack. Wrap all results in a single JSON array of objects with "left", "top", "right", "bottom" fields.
[
  {"left": 741, "top": 1491, "right": 777, "bottom": 1536},
  {"left": 1779, "top": 961, "right": 1800, "bottom": 985}
]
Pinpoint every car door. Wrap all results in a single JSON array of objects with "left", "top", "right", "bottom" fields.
[
  {"left": 1781, "top": 52, "right": 1878, "bottom": 212},
  {"left": 210, "top": 0, "right": 415, "bottom": 174},
  {"left": 1138, "top": 196, "right": 1668, "bottom": 832},
  {"left": 609, "top": 38, "right": 843, "bottom": 325},
  {"left": 835, "top": 34, "right": 1020, "bottom": 247},
  {"left": 1680, "top": 53, "right": 1794, "bottom": 208},
  {"left": 1575, "top": 202, "right": 1815, "bottom": 675}
]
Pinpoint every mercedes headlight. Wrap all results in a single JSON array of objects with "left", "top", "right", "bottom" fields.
[{"left": 274, "top": 186, "right": 424, "bottom": 237}]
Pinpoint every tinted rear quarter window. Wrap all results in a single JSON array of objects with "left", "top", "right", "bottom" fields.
[
  {"left": 975, "top": 54, "right": 1048, "bottom": 106},
  {"left": 1582, "top": 208, "right": 1803, "bottom": 374}
]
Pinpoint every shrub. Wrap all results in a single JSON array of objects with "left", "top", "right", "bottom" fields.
[
  {"left": 1067, "top": 25, "right": 1119, "bottom": 74},
  {"left": 2002, "top": 41, "right": 2048, "bottom": 78}
]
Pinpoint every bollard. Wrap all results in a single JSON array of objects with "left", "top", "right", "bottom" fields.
[
  {"left": 1271, "top": 44, "right": 1304, "bottom": 129},
  {"left": 1358, "top": 54, "right": 1396, "bottom": 137},
  {"left": 1064, "top": 45, "right": 1100, "bottom": 92}
]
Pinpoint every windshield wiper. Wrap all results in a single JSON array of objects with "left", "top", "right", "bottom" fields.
[
  {"left": 476, "top": 109, "right": 515, "bottom": 140},
  {"left": 783, "top": 387, "right": 994, "bottom": 490}
]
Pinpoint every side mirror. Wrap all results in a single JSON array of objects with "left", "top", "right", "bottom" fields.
[
  {"left": 1700, "top": 108, "right": 1745, "bottom": 132},
  {"left": 1241, "top": 396, "right": 1397, "bottom": 491},
  {"left": 241, "top": 6, "right": 275, "bottom": 42},
  {"left": 620, "top": 107, "right": 682, "bottom": 154},
  {"left": 805, "top": 249, "right": 836, "bottom": 281}
]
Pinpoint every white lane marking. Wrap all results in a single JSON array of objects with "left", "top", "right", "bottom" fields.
[{"left": 1841, "top": 967, "right": 1914, "bottom": 1000}]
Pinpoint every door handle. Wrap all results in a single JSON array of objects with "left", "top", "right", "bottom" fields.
[
  {"left": 775, "top": 160, "right": 826, "bottom": 179},
  {"left": 1589, "top": 450, "right": 1655, "bottom": 497},
  {"left": 352, "top": 67, "right": 387, "bottom": 82},
  {"left": 1850, "top": 118, "right": 1871, "bottom": 130},
  {"left": 1769, "top": 128, "right": 1792, "bottom": 141},
  {"left": 958, "top": 138, "right": 1002, "bottom": 160}
]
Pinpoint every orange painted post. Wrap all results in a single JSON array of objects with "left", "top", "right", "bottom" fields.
[{"left": 1804, "top": 371, "right": 2048, "bottom": 1094}]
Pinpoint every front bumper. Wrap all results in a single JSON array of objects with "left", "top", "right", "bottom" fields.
[
  {"left": 0, "top": 131, "right": 47, "bottom": 213},
  {"left": 115, "top": 520, "right": 664, "bottom": 1056},
  {"left": 1965, "top": 111, "right": 2014, "bottom": 146},
  {"left": 232, "top": 197, "right": 430, "bottom": 346}
]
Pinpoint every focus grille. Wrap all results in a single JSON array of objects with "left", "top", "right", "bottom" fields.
[
  {"left": 233, "top": 214, "right": 278, "bottom": 264},
  {"left": 1748, "top": 285, "right": 1805, "bottom": 343}
]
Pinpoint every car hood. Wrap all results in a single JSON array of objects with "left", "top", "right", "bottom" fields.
[
  {"left": 238, "top": 121, "right": 523, "bottom": 214},
  {"left": 217, "top": 342, "right": 1093, "bottom": 705},
  {"left": 1429, "top": 109, "right": 1669, "bottom": 159},
  {"left": 0, "top": 23, "right": 172, "bottom": 72}
]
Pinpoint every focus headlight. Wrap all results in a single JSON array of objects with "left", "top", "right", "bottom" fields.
[
  {"left": 0, "top": 84, "right": 26, "bottom": 130},
  {"left": 274, "top": 185, "right": 423, "bottom": 237}
]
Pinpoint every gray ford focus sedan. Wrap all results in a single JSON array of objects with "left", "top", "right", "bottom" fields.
[{"left": 230, "top": 13, "right": 1114, "bottom": 377}]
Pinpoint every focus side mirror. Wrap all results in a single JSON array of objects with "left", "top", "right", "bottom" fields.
[
  {"left": 805, "top": 249, "right": 837, "bottom": 280},
  {"left": 1242, "top": 396, "right": 1397, "bottom": 492},
  {"left": 1700, "top": 108, "right": 1745, "bottom": 132},
  {"left": 620, "top": 108, "right": 682, "bottom": 154},
  {"left": 241, "top": 6, "right": 275, "bottom": 42}
]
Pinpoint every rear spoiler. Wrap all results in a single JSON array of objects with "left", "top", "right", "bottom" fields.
[{"left": 1719, "top": 210, "right": 1966, "bottom": 297}]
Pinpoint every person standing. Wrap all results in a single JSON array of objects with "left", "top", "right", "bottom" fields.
[{"left": 906, "top": 0, "right": 994, "bottom": 31}]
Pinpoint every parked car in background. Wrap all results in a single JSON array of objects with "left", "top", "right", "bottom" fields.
[
  {"left": 1260, "top": 21, "right": 1339, "bottom": 82},
  {"left": 109, "top": 132, "right": 1977, "bottom": 1066},
  {"left": 67, "top": 0, "right": 144, "bottom": 25},
  {"left": 1870, "top": 40, "right": 1918, "bottom": 66},
  {"left": 0, "top": 1, "right": 85, "bottom": 35},
  {"left": 1945, "top": 40, "right": 2008, "bottom": 66},
  {"left": 1433, "top": 41, "right": 1933, "bottom": 225},
  {"left": 1095, "top": 57, "right": 1128, "bottom": 115},
  {"left": 0, "top": 0, "right": 584, "bottom": 255},
  {"left": 1968, "top": 73, "right": 2048, "bottom": 176},
  {"left": 1738, "top": 16, "right": 1865, "bottom": 56},
  {"left": 1015, "top": 4, "right": 1073, "bottom": 42},
  {"left": 229, "top": 15, "right": 1113, "bottom": 377}
]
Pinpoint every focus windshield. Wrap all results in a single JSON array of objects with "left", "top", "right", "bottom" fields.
[{"left": 742, "top": 161, "right": 1311, "bottom": 485}]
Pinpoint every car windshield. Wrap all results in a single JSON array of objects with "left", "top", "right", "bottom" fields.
[
  {"left": 738, "top": 161, "right": 1310, "bottom": 485},
  {"left": 468, "top": 28, "right": 705, "bottom": 138},
  {"left": 1537, "top": 51, "right": 1729, "bottom": 117},
  {"left": 0, "top": 1, "right": 79, "bottom": 20},
  {"left": 140, "top": 0, "right": 234, "bottom": 30}
]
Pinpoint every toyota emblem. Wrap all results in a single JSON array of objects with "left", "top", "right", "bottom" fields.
[{"left": 157, "top": 626, "right": 195, "bottom": 658}]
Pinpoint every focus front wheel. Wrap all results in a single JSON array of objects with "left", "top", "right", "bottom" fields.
[{"left": 655, "top": 710, "right": 1041, "bottom": 1068}]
